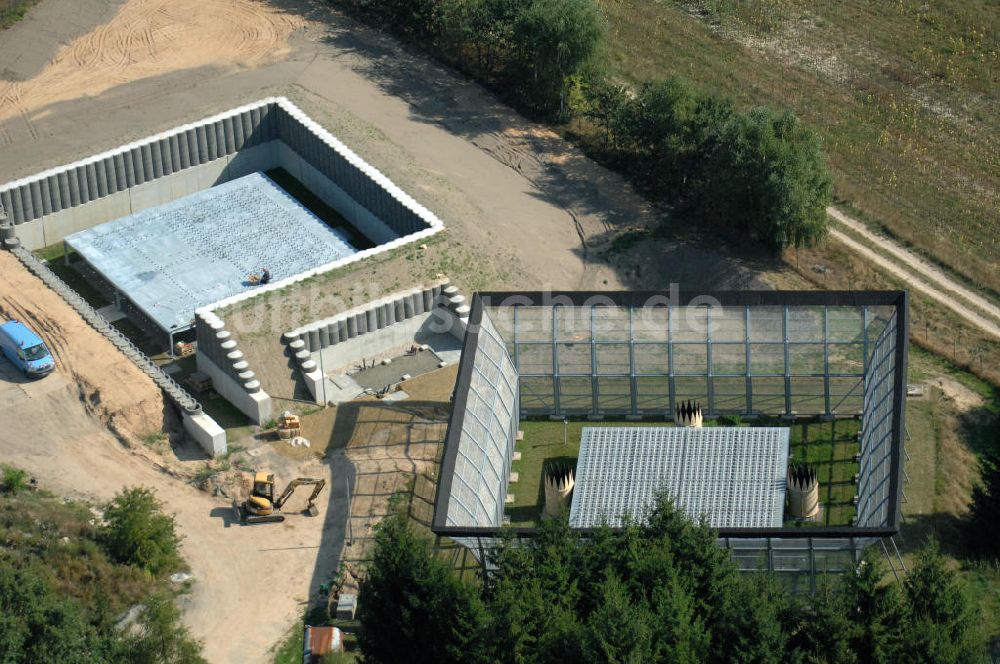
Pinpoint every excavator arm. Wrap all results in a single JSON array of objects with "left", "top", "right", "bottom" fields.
[{"left": 274, "top": 477, "right": 326, "bottom": 511}]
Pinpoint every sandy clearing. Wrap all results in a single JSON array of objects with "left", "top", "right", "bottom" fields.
[
  {"left": 828, "top": 226, "right": 1000, "bottom": 340},
  {"left": 829, "top": 207, "right": 1000, "bottom": 328},
  {"left": 0, "top": 250, "right": 168, "bottom": 444},
  {"left": 0, "top": 0, "right": 304, "bottom": 126}
]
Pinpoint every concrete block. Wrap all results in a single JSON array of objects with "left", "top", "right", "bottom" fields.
[
  {"left": 513, "top": 451, "right": 522, "bottom": 461},
  {"left": 183, "top": 412, "right": 227, "bottom": 457},
  {"left": 509, "top": 472, "right": 519, "bottom": 483}
]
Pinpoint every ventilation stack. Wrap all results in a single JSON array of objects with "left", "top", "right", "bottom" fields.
[
  {"left": 674, "top": 400, "right": 703, "bottom": 428},
  {"left": 543, "top": 463, "right": 575, "bottom": 519},
  {"left": 787, "top": 463, "right": 819, "bottom": 519}
]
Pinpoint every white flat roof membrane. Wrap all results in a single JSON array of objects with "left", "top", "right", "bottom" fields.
[
  {"left": 65, "top": 172, "right": 358, "bottom": 333},
  {"left": 569, "top": 427, "right": 789, "bottom": 529}
]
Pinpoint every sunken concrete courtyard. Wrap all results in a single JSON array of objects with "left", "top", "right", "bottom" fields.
[{"left": 0, "top": 97, "right": 444, "bottom": 452}]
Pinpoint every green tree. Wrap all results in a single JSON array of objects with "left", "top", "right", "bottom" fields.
[
  {"left": 788, "top": 579, "right": 859, "bottom": 664},
  {"left": 351, "top": 0, "right": 446, "bottom": 42},
  {"left": 357, "top": 513, "right": 490, "bottom": 664},
  {"left": 968, "top": 450, "right": 1000, "bottom": 558},
  {"left": 0, "top": 565, "right": 102, "bottom": 664},
  {"left": 507, "top": 0, "right": 603, "bottom": 117},
  {"left": 842, "top": 552, "right": 909, "bottom": 663},
  {"left": 98, "top": 487, "right": 181, "bottom": 576},
  {"left": 901, "top": 541, "right": 981, "bottom": 663},
  {"left": 707, "top": 107, "right": 831, "bottom": 249},
  {"left": 583, "top": 571, "right": 656, "bottom": 663}
]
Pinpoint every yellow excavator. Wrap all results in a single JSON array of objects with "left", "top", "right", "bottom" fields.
[{"left": 238, "top": 472, "right": 326, "bottom": 524}]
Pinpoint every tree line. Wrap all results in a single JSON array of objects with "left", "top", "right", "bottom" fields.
[
  {"left": 358, "top": 493, "right": 988, "bottom": 664},
  {"left": 334, "top": 0, "right": 831, "bottom": 250}
]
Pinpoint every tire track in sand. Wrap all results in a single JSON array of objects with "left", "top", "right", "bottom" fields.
[
  {"left": 827, "top": 207, "right": 1000, "bottom": 340},
  {"left": 0, "top": 0, "right": 306, "bottom": 125}
]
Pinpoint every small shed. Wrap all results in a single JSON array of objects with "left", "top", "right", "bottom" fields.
[{"left": 303, "top": 625, "right": 343, "bottom": 663}]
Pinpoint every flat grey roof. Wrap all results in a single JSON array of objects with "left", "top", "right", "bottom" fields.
[
  {"left": 569, "top": 426, "right": 790, "bottom": 529},
  {"left": 66, "top": 172, "right": 357, "bottom": 334}
]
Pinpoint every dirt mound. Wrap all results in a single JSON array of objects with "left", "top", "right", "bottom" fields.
[
  {"left": 0, "top": 0, "right": 304, "bottom": 127},
  {"left": 0, "top": 250, "right": 170, "bottom": 445}
]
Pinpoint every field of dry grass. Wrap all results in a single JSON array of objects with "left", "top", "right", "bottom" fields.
[{"left": 594, "top": 0, "right": 998, "bottom": 295}]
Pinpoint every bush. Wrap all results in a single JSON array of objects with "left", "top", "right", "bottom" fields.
[
  {"left": 98, "top": 487, "right": 181, "bottom": 576},
  {"left": 0, "top": 464, "right": 29, "bottom": 495}
]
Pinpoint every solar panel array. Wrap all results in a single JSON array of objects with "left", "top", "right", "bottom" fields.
[{"left": 569, "top": 427, "right": 789, "bottom": 529}]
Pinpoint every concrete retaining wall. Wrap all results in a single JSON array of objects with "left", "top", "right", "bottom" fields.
[
  {"left": 2, "top": 97, "right": 444, "bottom": 251},
  {"left": 194, "top": 309, "right": 272, "bottom": 424},
  {"left": 281, "top": 279, "right": 470, "bottom": 405}
]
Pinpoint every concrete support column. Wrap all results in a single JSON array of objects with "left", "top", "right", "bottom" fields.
[
  {"left": 347, "top": 316, "right": 358, "bottom": 338},
  {"left": 394, "top": 298, "right": 405, "bottom": 322},
  {"left": 306, "top": 328, "right": 320, "bottom": 351},
  {"left": 366, "top": 308, "right": 377, "bottom": 333},
  {"left": 318, "top": 325, "right": 330, "bottom": 349},
  {"left": 337, "top": 319, "right": 348, "bottom": 342}
]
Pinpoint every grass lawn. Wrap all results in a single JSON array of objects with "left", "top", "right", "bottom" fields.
[{"left": 509, "top": 418, "right": 859, "bottom": 527}]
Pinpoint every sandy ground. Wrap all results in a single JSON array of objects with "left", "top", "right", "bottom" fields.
[
  {"left": 0, "top": 250, "right": 168, "bottom": 444},
  {"left": 0, "top": 0, "right": 774, "bottom": 661}
]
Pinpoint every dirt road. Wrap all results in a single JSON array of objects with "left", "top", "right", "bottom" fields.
[{"left": 828, "top": 207, "right": 1000, "bottom": 339}]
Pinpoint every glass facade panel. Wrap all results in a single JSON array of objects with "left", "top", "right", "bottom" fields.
[
  {"left": 713, "top": 377, "right": 747, "bottom": 413},
  {"left": 557, "top": 343, "right": 591, "bottom": 374},
  {"left": 520, "top": 376, "right": 554, "bottom": 411},
  {"left": 518, "top": 343, "right": 552, "bottom": 374},
  {"left": 711, "top": 306, "right": 746, "bottom": 342},
  {"left": 788, "top": 344, "right": 825, "bottom": 374},
  {"left": 559, "top": 376, "right": 593, "bottom": 413},
  {"left": 597, "top": 376, "right": 632, "bottom": 411},
  {"left": 751, "top": 377, "right": 786, "bottom": 413},
  {"left": 634, "top": 344, "right": 669, "bottom": 374},
  {"left": 674, "top": 306, "right": 709, "bottom": 342},
  {"left": 673, "top": 343, "right": 708, "bottom": 375},
  {"left": 596, "top": 343, "right": 631, "bottom": 374},
  {"left": 789, "top": 377, "right": 826, "bottom": 413},
  {"left": 632, "top": 307, "right": 669, "bottom": 341},
  {"left": 750, "top": 343, "right": 785, "bottom": 374},
  {"left": 636, "top": 376, "right": 670, "bottom": 411},
  {"left": 749, "top": 306, "right": 784, "bottom": 341},
  {"left": 593, "top": 307, "right": 630, "bottom": 341},
  {"left": 674, "top": 376, "right": 708, "bottom": 405},
  {"left": 712, "top": 343, "right": 747, "bottom": 375}
]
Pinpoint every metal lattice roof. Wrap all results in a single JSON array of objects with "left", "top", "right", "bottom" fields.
[
  {"left": 569, "top": 426, "right": 790, "bottom": 529},
  {"left": 66, "top": 172, "right": 358, "bottom": 334}
]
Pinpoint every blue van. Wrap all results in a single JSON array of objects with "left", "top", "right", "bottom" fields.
[{"left": 0, "top": 320, "right": 55, "bottom": 378}]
